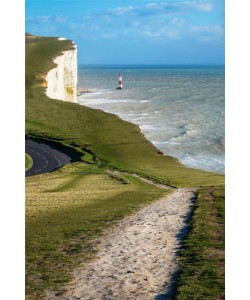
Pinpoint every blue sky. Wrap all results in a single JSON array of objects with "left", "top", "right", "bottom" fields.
[{"left": 26, "top": 0, "right": 225, "bottom": 64}]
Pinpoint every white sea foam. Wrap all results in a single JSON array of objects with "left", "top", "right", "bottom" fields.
[
  {"left": 181, "top": 155, "right": 225, "bottom": 174},
  {"left": 78, "top": 97, "right": 136, "bottom": 106},
  {"left": 140, "top": 124, "right": 166, "bottom": 132}
]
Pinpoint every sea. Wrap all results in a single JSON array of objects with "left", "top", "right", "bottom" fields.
[{"left": 77, "top": 65, "right": 225, "bottom": 174}]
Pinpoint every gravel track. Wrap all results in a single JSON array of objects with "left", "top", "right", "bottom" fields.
[{"left": 46, "top": 188, "right": 196, "bottom": 300}]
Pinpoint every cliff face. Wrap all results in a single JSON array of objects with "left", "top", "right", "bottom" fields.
[{"left": 46, "top": 43, "right": 77, "bottom": 103}]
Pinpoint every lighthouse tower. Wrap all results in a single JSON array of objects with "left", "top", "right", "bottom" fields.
[{"left": 117, "top": 74, "right": 122, "bottom": 90}]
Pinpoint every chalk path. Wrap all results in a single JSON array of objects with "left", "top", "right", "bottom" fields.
[{"left": 47, "top": 188, "right": 195, "bottom": 300}]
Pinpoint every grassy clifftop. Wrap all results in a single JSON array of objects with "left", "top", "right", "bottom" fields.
[{"left": 25, "top": 35, "right": 224, "bottom": 187}]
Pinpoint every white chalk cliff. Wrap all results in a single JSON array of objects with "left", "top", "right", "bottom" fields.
[{"left": 45, "top": 41, "right": 78, "bottom": 103}]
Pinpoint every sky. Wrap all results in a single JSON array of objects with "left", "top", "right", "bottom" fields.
[{"left": 25, "top": 0, "right": 225, "bottom": 64}]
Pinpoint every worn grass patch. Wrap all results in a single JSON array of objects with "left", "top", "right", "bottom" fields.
[
  {"left": 173, "top": 185, "right": 225, "bottom": 299},
  {"left": 26, "top": 162, "right": 169, "bottom": 299}
]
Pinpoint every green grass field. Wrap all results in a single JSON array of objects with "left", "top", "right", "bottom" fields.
[{"left": 25, "top": 34, "right": 225, "bottom": 299}]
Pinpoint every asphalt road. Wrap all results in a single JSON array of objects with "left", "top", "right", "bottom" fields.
[{"left": 25, "top": 140, "right": 72, "bottom": 177}]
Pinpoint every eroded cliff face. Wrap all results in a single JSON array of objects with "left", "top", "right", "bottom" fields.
[{"left": 45, "top": 42, "right": 77, "bottom": 103}]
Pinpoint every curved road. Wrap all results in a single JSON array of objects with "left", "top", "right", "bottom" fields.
[{"left": 25, "top": 140, "right": 72, "bottom": 177}]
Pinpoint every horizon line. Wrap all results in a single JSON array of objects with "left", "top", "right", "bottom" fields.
[{"left": 78, "top": 63, "right": 225, "bottom": 67}]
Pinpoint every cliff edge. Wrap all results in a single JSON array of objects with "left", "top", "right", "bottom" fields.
[{"left": 45, "top": 38, "right": 78, "bottom": 103}]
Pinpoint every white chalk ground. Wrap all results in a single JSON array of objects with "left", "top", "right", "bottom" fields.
[{"left": 46, "top": 187, "right": 195, "bottom": 300}]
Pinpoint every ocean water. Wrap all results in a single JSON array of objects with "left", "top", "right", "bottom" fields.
[{"left": 77, "top": 65, "right": 225, "bottom": 174}]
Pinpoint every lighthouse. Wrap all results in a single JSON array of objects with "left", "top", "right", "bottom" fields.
[{"left": 117, "top": 73, "right": 122, "bottom": 90}]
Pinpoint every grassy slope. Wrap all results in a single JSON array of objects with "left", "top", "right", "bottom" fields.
[
  {"left": 25, "top": 35, "right": 224, "bottom": 188},
  {"left": 173, "top": 186, "right": 225, "bottom": 299},
  {"left": 25, "top": 34, "right": 225, "bottom": 299}
]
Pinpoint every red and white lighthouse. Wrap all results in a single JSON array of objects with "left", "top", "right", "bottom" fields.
[{"left": 117, "top": 73, "right": 123, "bottom": 90}]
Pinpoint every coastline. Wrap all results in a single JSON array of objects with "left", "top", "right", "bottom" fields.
[
  {"left": 77, "top": 92, "right": 224, "bottom": 175},
  {"left": 26, "top": 35, "right": 224, "bottom": 187},
  {"left": 76, "top": 65, "right": 225, "bottom": 175}
]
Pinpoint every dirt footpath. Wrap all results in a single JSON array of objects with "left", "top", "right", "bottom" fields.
[{"left": 47, "top": 188, "right": 195, "bottom": 300}]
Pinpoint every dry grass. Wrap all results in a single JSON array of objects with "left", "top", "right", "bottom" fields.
[{"left": 26, "top": 172, "right": 138, "bottom": 216}]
